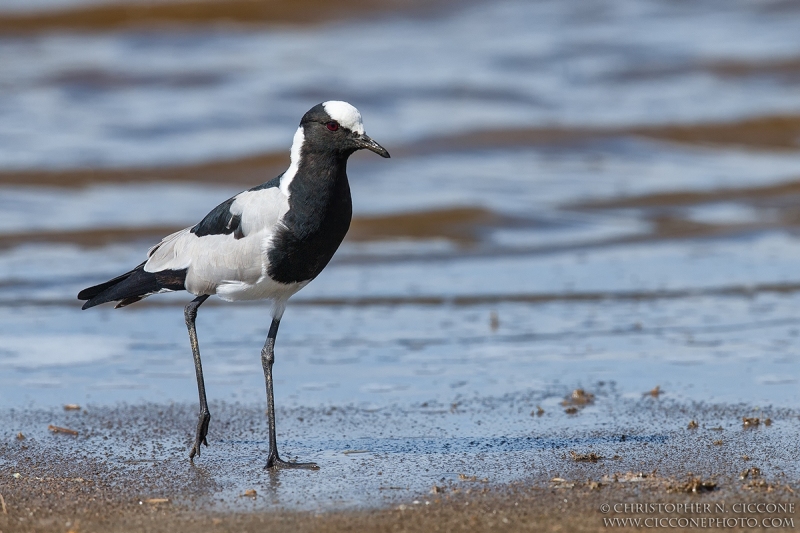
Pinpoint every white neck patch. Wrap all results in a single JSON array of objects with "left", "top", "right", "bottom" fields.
[
  {"left": 280, "top": 126, "right": 305, "bottom": 196},
  {"left": 323, "top": 101, "right": 364, "bottom": 134}
]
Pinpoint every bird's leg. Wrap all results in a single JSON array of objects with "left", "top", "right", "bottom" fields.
[
  {"left": 185, "top": 294, "right": 211, "bottom": 461},
  {"left": 262, "top": 318, "right": 319, "bottom": 470}
]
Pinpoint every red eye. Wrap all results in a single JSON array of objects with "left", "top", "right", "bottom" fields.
[{"left": 326, "top": 121, "right": 339, "bottom": 132}]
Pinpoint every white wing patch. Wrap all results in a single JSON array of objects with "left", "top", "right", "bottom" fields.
[
  {"left": 230, "top": 186, "right": 290, "bottom": 237},
  {"left": 323, "top": 101, "right": 364, "bottom": 134},
  {"left": 143, "top": 185, "right": 293, "bottom": 300},
  {"left": 145, "top": 227, "right": 193, "bottom": 270}
]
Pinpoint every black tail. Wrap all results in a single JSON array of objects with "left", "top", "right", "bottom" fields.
[{"left": 78, "top": 262, "right": 187, "bottom": 310}]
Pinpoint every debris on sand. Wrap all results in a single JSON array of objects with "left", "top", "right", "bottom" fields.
[
  {"left": 63, "top": 404, "right": 81, "bottom": 411},
  {"left": 570, "top": 451, "right": 602, "bottom": 463},
  {"left": 588, "top": 481, "right": 603, "bottom": 490},
  {"left": 561, "top": 389, "right": 594, "bottom": 408},
  {"left": 550, "top": 477, "right": 575, "bottom": 488},
  {"left": 668, "top": 476, "right": 717, "bottom": 494},
  {"left": 430, "top": 485, "right": 445, "bottom": 494},
  {"left": 742, "top": 417, "right": 760, "bottom": 427},
  {"left": 48, "top": 424, "right": 78, "bottom": 436},
  {"left": 687, "top": 420, "right": 698, "bottom": 429},
  {"left": 744, "top": 480, "right": 773, "bottom": 491},
  {"left": 560, "top": 388, "right": 595, "bottom": 415},
  {"left": 458, "top": 474, "right": 487, "bottom": 483},
  {"left": 1, "top": 492, "right": 7, "bottom": 515},
  {"left": 740, "top": 467, "right": 761, "bottom": 480},
  {"left": 646, "top": 386, "right": 662, "bottom": 397},
  {"left": 602, "top": 471, "right": 654, "bottom": 484},
  {"left": 143, "top": 498, "right": 170, "bottom": 504}
]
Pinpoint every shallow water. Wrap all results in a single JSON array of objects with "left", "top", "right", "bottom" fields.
[
  {"left": 2, "top": 0, "right": 800, "bottom": 512},
  {"left": 3, "top": 0, "right": 800, "bottom": 168}
]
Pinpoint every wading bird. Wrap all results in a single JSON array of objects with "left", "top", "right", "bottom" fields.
[{"left": 78, "top": 101, "right": 390, "bottom": 470}]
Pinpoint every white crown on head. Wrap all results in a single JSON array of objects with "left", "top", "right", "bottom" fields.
[{"left": 323, "top": 101, "right": 365, "bottom": 135}]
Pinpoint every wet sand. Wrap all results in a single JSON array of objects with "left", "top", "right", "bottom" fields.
[{"left": 1, "top": 399, "right": 798, "bottom": 532}]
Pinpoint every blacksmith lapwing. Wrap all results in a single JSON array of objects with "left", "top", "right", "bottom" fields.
[{"left": 78, "top": 101, "right": 390, "bottom": 470}]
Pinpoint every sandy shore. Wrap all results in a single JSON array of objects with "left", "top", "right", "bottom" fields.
[
  {"left": 3, "top": 479, "right": 798, "bottom": 532},
  {"left": 1, "top": 398, "right": 798, "bottom": 532}
]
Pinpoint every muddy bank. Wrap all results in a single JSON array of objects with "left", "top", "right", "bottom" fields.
[
  {"left": 613, "top": 56, "right": 800, "bottom": 83},
  {"left": 0, "top": 206, "right": 519, "bottom": 250},
  {"left": 0, "top": 152, "right": 289, "bottom": 188},
  {"left": 0, "top": 0, "right": 447, "bottom": 34},
  {"left": 424, "top": 115, "right": 800, "bottom": 153},
  {"left": 4, "top": 113, "right": 800, "bottom": 190},
  {"left": 572, "top": 178, "right": 800, "bottom": 210},
  {"left": 0, "top": 191, "right": 794, "bottom": 262}
]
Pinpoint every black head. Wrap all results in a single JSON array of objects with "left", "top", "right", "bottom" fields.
[{"left": 299, "top": 101, "right": 390, "bottom": 159}]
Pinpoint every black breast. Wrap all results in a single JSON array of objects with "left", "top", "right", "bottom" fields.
[{"left": 267, "top": 157, "right": 352, "bottom": 284}]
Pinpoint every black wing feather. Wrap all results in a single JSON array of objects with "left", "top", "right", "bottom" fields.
[
  {"left": 191, "top": 196, "right": 241, "bottom": 238},
  {"left": 190, "top": 176, "right": 282, "bottom": 239},
  {"left": 78, "top": 262, "right": 187, "bottom": 310}
]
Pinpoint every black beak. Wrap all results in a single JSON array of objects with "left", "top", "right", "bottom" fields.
[{"left": 356, "top": 134, "right": 390, "bottom": 158}]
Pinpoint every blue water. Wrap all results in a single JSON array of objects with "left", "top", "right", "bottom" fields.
[{"left": 2, "top": 0, "right": 800, "bottom": 412}]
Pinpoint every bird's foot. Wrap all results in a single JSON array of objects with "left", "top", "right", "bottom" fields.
[
  {"left": 189, "top": 409, "right": 211, "bottom": 461},
  {"left": 266, "top": 452, "right": 319, "bottom": 471}
]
